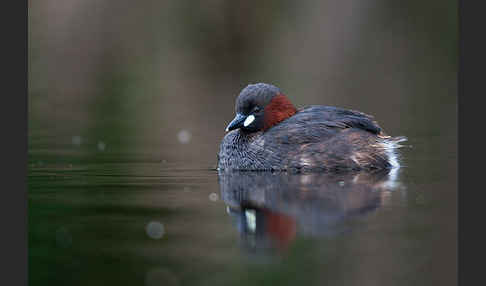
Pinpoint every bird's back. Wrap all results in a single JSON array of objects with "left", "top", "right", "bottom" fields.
[{"left": 218, "top": 105, "right": 406, "bottom": 171}]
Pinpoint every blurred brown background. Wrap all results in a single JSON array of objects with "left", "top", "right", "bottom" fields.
[{"left": 28, "top": 0, "right": 457, "bottom": 166}]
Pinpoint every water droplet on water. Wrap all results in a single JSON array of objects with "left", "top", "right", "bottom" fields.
[
  {"left": 208, "top": 193, "right": 219, "bottom": 202},
  {"left": 72, "top": 135, "right": 82, "bottom": 146},
  {"left": 97, "top": 141, "right": 106, "bottom": 151},
  {"left": 145, "top": 221, "right": 165, "bottom": 239},
  {"left": 177, "top": 130, "right": 191, "bottom": 144}
]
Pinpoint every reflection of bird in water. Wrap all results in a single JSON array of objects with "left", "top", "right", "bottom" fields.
[
  {"left": 226, "top": 204, "right": 297, "bottom": 253},
  {"left": 218, "top": 169, "right": 404, "bottom": 253}
]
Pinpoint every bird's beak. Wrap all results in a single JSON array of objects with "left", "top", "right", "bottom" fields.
[{"left": 225, "top": 113, "right": 246, "bottom": 132}]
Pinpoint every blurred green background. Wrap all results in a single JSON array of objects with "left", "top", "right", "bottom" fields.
[
  {"left": 29, "top": 0, "right": 456, "bottom": 163},
  {"left": 28, "top": 1, "right": 457, "bottom": 286}
]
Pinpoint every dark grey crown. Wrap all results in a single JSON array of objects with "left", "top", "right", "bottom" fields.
[{"left": 235, "top": 83, "right": 281, "bottom": 114}]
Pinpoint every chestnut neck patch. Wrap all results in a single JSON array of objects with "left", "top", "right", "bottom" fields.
[{"left": 263, "top": 94, "right": 297, "bottom": 131}]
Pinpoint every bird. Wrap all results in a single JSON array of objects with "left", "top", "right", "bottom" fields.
[{"left": 217, "top": 83, "right": 406, "bottom": 172}]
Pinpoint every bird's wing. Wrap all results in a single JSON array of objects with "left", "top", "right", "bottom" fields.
[{"left": 265, "top": 105, "right": 384, "bottom": 145}]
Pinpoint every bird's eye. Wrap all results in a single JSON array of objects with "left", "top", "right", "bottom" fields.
[{"left": 253, "top": 106, "right": 261, "bottom": 113}]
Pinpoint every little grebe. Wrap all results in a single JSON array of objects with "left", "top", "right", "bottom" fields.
[{"left": 217, "top": 83, "right": 406, "bottom": 172}]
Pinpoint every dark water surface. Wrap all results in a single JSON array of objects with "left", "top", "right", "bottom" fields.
[{"left": 28, "top": 128, "right": 456, "bottom": 286}]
